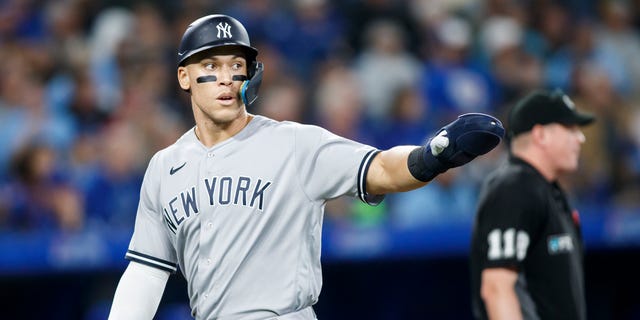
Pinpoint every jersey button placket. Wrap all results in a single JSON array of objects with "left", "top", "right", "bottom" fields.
[
  {"left": 202, "top": 256, "right": 211, "bottom": 301},
  {"left": 206, "top": 152, "right": 214, "bottom": 175},
  {"left": 201, "top": 149, "right": 216, "bottom": 309}
]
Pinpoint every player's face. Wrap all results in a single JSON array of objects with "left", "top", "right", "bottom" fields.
[
  {"left": 544, "top": 123, "right": 585, "bottom": 174},
  {"left": 178, "top": 46, "right": 248, "bottom": 124}
]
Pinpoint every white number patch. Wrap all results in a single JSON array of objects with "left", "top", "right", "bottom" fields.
[{"left": 487, "top": 228, "right": 530, "bottom": 261}]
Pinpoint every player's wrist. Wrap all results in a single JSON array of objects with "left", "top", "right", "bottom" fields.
[{"left": 407, "top": 146, "right": 448, "bottom": 182}]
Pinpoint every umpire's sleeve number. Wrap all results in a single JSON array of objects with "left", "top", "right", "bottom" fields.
[{"left": 487, "top": 228, "right": 530, "bottom": 261}]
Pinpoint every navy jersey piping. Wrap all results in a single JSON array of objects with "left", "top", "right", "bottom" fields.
[
  {"left": 357, "top": 150, "right": 382, "bottom": 205},
  {"left": 125, "top": 249, "right": 178, "bottom": 273}
]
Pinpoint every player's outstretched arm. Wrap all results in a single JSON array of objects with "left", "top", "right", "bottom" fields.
[
  {"left": 108, "top": 261, "right": 170, "bottom": 320},
  {"left": 367, "top": 113, "right": 504, "bottom": 195}
]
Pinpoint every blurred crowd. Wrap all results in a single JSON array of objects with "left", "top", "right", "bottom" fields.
[{"left": 1, "top": 0, "right": 640, "bottom": 234}]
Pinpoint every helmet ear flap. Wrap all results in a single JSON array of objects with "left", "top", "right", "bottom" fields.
[
  {"left": 248, "top": 60, "right": 258, "bottom": 79},
  {"left": 241, "top": 61, "right": 263, "bottom": 107}
]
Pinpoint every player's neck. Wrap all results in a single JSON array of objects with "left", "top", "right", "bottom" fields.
[{"left": 195, "top": 113, "right": 254, "bottom": 148}]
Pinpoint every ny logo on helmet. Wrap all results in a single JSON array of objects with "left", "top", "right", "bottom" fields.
[{"left": 216, "top": 22, "right": 232, "bottom": 39}]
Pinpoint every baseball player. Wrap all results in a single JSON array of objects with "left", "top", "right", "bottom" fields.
[{"left": 108, "top": 14, "right": 504, "bottom": 320}]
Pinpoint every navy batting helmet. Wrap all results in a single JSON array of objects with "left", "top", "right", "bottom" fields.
[
  {"left": 177, "top": 14, "right": 258, "bottom": 69},
  {"left": 178, "top": 14, "right": 263, "bottom": 106}
]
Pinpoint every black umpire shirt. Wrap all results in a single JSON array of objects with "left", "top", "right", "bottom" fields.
[{"left": 469, "top": 156, "right": 586, "bottom": 320}]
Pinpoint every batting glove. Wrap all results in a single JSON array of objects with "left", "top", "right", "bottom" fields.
[{"left": 408, "top": 113, "right": 505, "bottom": 181}]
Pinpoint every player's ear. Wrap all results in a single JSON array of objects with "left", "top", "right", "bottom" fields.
[{"left": 177, "top": 66, "right": 191, "bottom": 91}]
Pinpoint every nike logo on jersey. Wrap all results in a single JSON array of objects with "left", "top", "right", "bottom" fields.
[{"left": 170, "top": 162, "right": 187, "bottom": 175}]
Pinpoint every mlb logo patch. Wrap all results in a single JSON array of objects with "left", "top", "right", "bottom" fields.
[{"left": 547, "top": 234, "right": 573, "bottom": 254}]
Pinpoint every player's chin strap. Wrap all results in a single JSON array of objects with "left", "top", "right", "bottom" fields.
[{"left": 195, "top": 62, "right": 264, "bottom": 107}]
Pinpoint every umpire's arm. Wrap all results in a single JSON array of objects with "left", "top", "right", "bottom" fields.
[{"left": 481, "top": 268, "right": 523, "bottom": 320}]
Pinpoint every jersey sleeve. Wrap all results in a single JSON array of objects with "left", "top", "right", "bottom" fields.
[
  {"left": 473, "top": 178, "right": 546, "bottom": 270},
  {"left": 125, "top": 153, "right": 178, "bottom": 274},
  {"left": 293, "top": 124, "right": 384, "bottom": 205}
]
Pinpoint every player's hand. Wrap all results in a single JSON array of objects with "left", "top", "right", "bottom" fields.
[
  {"left": 410, "top": 113, "right": 504, "bottom": 182},
  {"left": 427, "top": 113, "right": 504, "bottom": 166},
  {"left": 407, "top": 113, "right": 504, "bottom": 182},
  {"left": 427, "top": 113, "right": 504, "bottom": 164}
]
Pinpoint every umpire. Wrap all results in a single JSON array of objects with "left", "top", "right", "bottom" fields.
[{"left": 469, "top": 89, "right": 594, "bottom": 320}]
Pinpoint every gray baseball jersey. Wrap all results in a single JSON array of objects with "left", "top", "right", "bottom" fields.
[{"left": 125, "top": 115, "right": 383, "bottom": 319}]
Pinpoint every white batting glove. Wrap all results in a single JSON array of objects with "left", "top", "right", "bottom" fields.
[{"left": 429, "top": 130, "right": 450, "bottom": 156}]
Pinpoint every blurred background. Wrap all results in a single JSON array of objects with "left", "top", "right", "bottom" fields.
[{"left": 1, "top": 0, "right": 640, "bottom": 319}]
